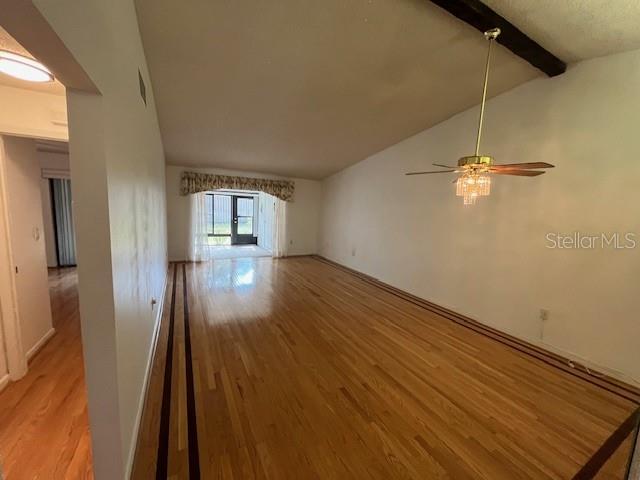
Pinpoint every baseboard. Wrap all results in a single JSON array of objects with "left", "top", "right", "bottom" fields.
[
  {"left": 537, "top": 340, "right": 639, "bottom": 387},
  {"left": 312, "top": 255, "right": 640, "bottom": 403},
  {"left": 125, "top": 270, "right": 168, "bottom": 479},
  {"left": 26, "top": 327, "right": 56, "bottom": 362},
  {"left": 0, "top": 373, "right": 9, "bottom": 393}
]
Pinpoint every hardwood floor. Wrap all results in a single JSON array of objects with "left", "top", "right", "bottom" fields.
[
  {"left": 133, "top": 257, "right": 638, "bottom": 479},
  {"left": 0, "top": 268, "right": 93, "bottom": 480}
]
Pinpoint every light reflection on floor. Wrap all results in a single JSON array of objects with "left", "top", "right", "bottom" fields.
[
  {"left": 204, "top": 245, "right": 271, "bottom": 259},
  {"left": 209, "top": 258, "right": 257, "bottom": 289},
  {"left": 195, "top": 257, "right": 273, "bottom": 323}
]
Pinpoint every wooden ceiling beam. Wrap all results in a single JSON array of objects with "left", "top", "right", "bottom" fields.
[{"left": 427, "top": 0, "right": 567, "bottom": 77}]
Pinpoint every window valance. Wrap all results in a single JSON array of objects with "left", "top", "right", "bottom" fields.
[{"left": 180, "top": 171, "right": 295, "bottom": 201}]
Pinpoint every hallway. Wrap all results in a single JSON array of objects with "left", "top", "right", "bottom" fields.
[
  {"left": 0, "top": 268, "right": 92, "bottom": 479},
  {"left": 132, "top": 257, "right": 637, "bottom": 479}
]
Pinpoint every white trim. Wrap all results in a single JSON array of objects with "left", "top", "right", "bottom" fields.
[
  {"left": 393, "top": 280, "right": 640, "bottom": 388},
  {"left": 0, "top": 137, "right": 27, "bottom": 380},
  {"left": 0, "top": 373, "right": 9, "bottom": 393},
  {"left": 438, "top": 295, "right": 640, "bottom": 387},
  {"left": 538, "top": 340, "right": 640, "bottom": 388},
  {"left": 0, "top": 124, "right": 68, "bottom": 143},
  {"left": 26, "top": 327, "right": 56, "bottom": 361},
  {"left": 450, "top": 305, "right": 639, "bottom": 387},
  {"left": 487, "top": 311, "right": 640, "bottom": 386},
  {"left": 323, "top": 255, "right": 640, "bottom": 390},
  {"left": 125, "top": 271, "right": 168, "bottom": 479},
  {"left": 41, "top": 167, "right": 71, "bottom": 179}
]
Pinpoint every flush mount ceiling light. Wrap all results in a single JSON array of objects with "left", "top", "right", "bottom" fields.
[
  {"left": 0, "top": 50, "right": 54, "bottom": 83},
  {"left": 406, "top": 28, "right": 554, "bottom": 205}
]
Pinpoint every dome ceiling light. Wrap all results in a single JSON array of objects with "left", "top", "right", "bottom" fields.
[{"left": 0, "top": 50, "right": 54, "bottom": 83}]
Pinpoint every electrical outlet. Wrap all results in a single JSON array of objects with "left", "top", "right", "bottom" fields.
[
  {"left": 539, "top": 309, "right": 549, "bottom": 322},
  {"left": 351, "top": 247, "right": 356, "bottom": 257}
]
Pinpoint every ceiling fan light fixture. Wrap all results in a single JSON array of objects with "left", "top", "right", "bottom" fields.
[
  {"left": 0, "top": 50, "right": 54, "bottom": 83},
  {"left": 404, "top": 28, "right": 554, "bottom": 203},
  {"left": 456, "top": 173, "right": 491, "bottom": 205},
  {"left": 458, "top": 155, "right": 493, "bottom": 168}
]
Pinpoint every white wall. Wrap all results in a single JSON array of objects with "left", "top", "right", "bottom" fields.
[
  {"left": 38, "top": 151, "right": 71, "bottom": 267},
  {"left": 0, "top": 84, "right": 67, "bottom": 141},
  {"left": 166, "top": 165, "right": 322, "bottom": 261},
  {"left": 0, "top": 136, "right": 53, "bottom": 357},
  {"left": 33, "top": 0, "right": 168, "bottom": 478},
  {"left": 320, "top": 48, "right": 640, "bottom": 384}
]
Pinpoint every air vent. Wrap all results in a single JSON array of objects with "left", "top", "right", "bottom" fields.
[{"left": 138, "top": 69, "right": 147, "bottom": 106}]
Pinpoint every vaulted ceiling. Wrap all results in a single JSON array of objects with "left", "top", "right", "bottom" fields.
[{"left": 134, "top": 0, "right": 640, "bottom": 179}]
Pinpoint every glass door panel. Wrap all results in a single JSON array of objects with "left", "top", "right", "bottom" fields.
[
  {"left": 209, "top": 194, "right": 232, "bottom": 245},
  {"left": 232, "top": 196, "right": 257, "bottom": 244}
]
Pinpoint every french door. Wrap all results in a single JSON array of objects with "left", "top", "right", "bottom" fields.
[{"left": 208, "top": 194, "right": 257, "bottom": 245}]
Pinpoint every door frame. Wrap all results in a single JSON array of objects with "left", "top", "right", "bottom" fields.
[
  {"left": 231, "top": 195, "right": 257, "bottom": 245},
  {"left": 0, "top": 139, "right": 27, "bottom": 383},
  {"left": 207, "top": 192, "right": 258, "bottom": 246}
]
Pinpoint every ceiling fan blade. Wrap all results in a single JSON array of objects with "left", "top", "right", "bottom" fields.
[
  {"left": 491, "top": 169, "right": 545, "bottom": 177},
  {"left": 492, "top": 162, "right": 555, "bottom": 170},
  {"left": 405, "top": 170, "right": 456, "bottom": 176},
  {"left": 433, "top": 163, "right": 458, "bottom": 169}
]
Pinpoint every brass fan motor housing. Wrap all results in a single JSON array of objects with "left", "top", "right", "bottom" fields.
[{"left": 457, "top": 155, "right": 494, "bottom": 168}]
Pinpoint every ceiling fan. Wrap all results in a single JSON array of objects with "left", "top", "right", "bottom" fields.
[{"left": 406, "top": 27, "right": 554, "bottom": 205}]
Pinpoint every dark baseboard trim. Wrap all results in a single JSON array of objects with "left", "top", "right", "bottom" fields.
[
  {"left": 572, "top": 407, "right": 640, "bottom": 479},
  {"left": 182, "top": 264, "right": 200, "bottom": 478},
  {"left": 311, "top": 255, "right": 640, "bottom": 405},
  {"left": 155, "top": 265, "right": 178, "bottom": 479}
]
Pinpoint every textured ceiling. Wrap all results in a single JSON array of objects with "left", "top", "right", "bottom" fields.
[
  {"left": 0, "top": 27, "right": 65, "bottom": 95},
  {"left": 136, "top": 0, "right": 542, "bottom": 179},
  {"left": 484, "top": 0, "right": 640, "bottom": 62},
  {"left": 136, "top": 0, "right": 640, "bottom": 179}
]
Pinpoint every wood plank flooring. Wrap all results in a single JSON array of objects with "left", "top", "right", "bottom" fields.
[
  {"left": 133, "top": 257, "right": 638, "bottom": 479},
  {"left": 0, "top": 267, "right": 93, "bottom": 480}
]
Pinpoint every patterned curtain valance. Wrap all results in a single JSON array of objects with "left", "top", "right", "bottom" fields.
[{"left": 180, "top": 171, "right": 295, "bottom": 201}]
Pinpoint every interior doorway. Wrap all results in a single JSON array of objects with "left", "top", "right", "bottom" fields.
[
  {"left": 0, "top": 22, "right": 91, "bottom": 478},
  {"left": 49, "top": 177, "right": 77, "bottom": 266}
]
